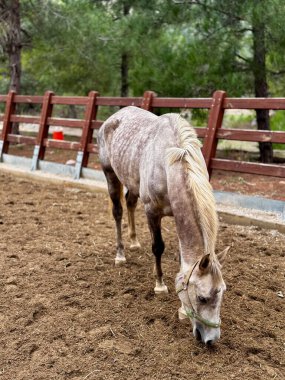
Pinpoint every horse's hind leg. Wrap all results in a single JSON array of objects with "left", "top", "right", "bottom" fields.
[
  {"left": 145, "top": 208, "right": 168, "bottom": 294},
  {"left": 125, "top": 190, "right": 141, "bottom": 250},
  {"left": 103, "top": 168, "right": 126, "bottom": 265}
]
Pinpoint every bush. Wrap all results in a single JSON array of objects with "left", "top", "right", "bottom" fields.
[{"left": 270, "top": 111, "right": 285, "bottom": 150}]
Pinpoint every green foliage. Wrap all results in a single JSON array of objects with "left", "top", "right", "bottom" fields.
[
  {"left": 270, "top": 111, "right": 285, "bottom": 150},
  {"left": 223, "top": 113, "right": 255, "bottom": 129},
  {"left": 191, "top": 109, "right": 208, "bottom": 127},
  {"left": 23, "top": 0, "right": 121, "bottom": 95},
  {"left": 1, "top": 0, "right": 285, "bottom": 106}
]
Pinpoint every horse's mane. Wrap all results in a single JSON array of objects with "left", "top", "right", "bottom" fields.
[{"left": 166, "top": 116, "right": 218, "bottom": 257}]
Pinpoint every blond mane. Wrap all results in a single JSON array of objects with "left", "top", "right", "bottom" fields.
[{"left": 166, "top": 116, "right": 218, "bottom": 256}]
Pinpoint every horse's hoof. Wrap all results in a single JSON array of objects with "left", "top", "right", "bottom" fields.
[
  {"left": 154, "top": 284, "right": 168, "bottom": 294},
  {"left": 115, "top": 256, "right": 127, "bottom": 266},
  {"left": 178, "top": 306, "right": 188, "bottom": 322},
  {"left": 130, "top": 241, "right": 141, "bottom": 250}
]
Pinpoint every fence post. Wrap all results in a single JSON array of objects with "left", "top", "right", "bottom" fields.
[
  {"left": 74, "top": 91, "right": 99, "bottom": 179},
  {"left": 202, "top": 90, "right": 226, "bottom": 178},
  {"left": 31, "top": 91, "right": 54, "bottom": 171},
  {"left": 0, "top": 90, "right": 16, "bottom": 161},
  {"left": 141, "top": 91, "right": 156, "bottom": 111}
]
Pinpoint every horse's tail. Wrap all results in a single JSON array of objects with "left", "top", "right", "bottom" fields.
[{"left": 98, "top": 116, "right": 125, "bottom": 217}]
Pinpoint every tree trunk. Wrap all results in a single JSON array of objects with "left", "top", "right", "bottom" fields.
[
  {"left": 252, "top": 9, "right": 273, "bottom": 163},
  {"left": 120, "top": 3, "right": 130, "bottom": 97},
  {"left": 120, "top": 52, "right": 129, "bottom": 97},
  {"left": 1, "top": 0, "right": 22, "bottom": 134},
  {"left": 7, "top": 0, "right": 21, "bottom": 94}
]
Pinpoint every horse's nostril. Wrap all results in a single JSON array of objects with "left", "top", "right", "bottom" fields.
[
  {"left": 194, "top": 327, "right": 202, "bottom": 342},
  {"left": 206, "top": 339, "right": 214, "bottom": 346}
]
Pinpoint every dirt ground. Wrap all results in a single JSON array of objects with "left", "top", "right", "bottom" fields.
[
  {"left": 210, "top": 170, "right": 285, "bottom": 202},
  {"left": 0, "top": 170, "right": 284, "bottom": 380}
]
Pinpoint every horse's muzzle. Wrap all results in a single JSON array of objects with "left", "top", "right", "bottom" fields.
[{"left": 193, "top": 323, "right": 221, "bottom": 345}]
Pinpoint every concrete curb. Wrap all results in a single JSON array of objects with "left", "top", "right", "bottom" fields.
[
  {"left": 215, "top": 191, "right": 285, "bottom": 220},
  {"left": 218, "top": 211, "right": 285, "bottom": 234},
  {"left": 0, "top": 162, "right": 107, "bottom": 193}
]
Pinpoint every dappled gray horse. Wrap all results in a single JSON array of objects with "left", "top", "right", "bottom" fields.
[{"left": 98, "top": 106, "right": 229, "bottom": 345}]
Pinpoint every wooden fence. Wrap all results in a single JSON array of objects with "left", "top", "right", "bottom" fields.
[{"left": 0, "top": 89, "right": 285, "bottom": 180}]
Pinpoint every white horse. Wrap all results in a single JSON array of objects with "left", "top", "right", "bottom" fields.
[{"left": 98, "top": 106, "right": 229, "bottom": 345}]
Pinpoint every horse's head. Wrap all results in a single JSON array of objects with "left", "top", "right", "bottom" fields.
[{"left": 176, "top": 247, "right": 229, "bottom": 345}]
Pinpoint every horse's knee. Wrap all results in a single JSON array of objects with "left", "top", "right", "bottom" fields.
[
  {"left": 152, "top": 239, "right": 165, "bottom": 257},
  {"left": 112, "top": 201, "right": 123, "bottom": 221},
  {"left": 125, "top": 190, "right": 138, "bottom": 209},
  {"left": 109, "top": 186, "right": 121, "bottom": 201}
]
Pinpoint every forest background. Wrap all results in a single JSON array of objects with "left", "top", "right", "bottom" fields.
[{"left": 1, "top": 0, "right": 285, "bottom": 163}]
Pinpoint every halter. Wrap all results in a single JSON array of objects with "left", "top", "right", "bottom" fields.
[{"left": 176, "top": 261, "right": 221, "bottom": 329}]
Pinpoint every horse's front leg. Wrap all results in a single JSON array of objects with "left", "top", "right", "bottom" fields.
[
  {"left": 145, "top": 208, "right": 168, "bottom": 294},
  {"left": 125, "top": 190, "right": 141, "bottom": 250}
]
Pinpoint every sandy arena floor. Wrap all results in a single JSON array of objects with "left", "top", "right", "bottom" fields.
[{"left": 0, "top": 171, "right": 284, "bottom": 380}]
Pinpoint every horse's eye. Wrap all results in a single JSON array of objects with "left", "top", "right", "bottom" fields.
[{"left": 198, "top": 296, "right": 208, "bottom": 304}]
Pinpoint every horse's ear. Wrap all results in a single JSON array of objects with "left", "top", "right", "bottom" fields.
[
  {"left": 216, "top": 246, "right": 230, "bottom": 267},
  {"left": 199, "top": 254, "right": 210, "bottom": 272}
]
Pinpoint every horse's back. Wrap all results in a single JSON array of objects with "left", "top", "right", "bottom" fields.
[
  {"left": 98, "top": 107, "right": 180, "bottom": 201},
  {"left": 98, "top": 106, "right": 157, "bottom": 163}
]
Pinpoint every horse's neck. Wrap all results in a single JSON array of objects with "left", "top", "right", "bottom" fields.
[
  {"left": 167, "top": 165, "right": 204, "bottom": 272},
  {"left": 175, "top": 204, "right": 204, "bottom": 272}
]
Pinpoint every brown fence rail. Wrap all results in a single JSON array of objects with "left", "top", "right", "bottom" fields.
[{"left": 0, "top": 90, "right": 285, "bottom": 179}]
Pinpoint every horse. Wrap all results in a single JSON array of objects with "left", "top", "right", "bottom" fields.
[{"left": 98, "top": 106, "right": 229, "bottom": 345}]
